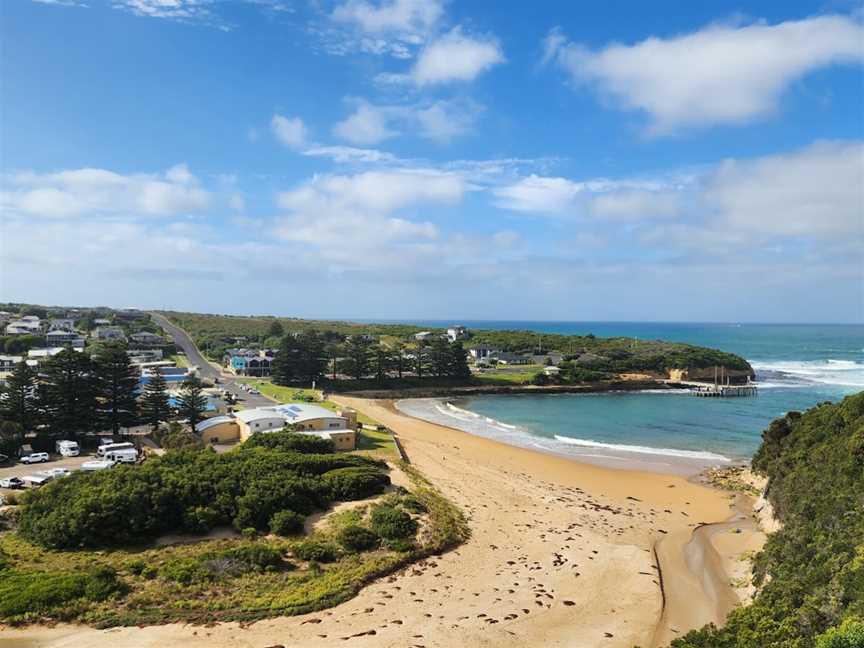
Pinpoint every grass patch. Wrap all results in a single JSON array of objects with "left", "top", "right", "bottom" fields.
[
  {"left": 167, "top": 354, "right": 189, "bottom": 368},
  {"left": 472, "top": 365, "right": 543, "bottom": 385}
]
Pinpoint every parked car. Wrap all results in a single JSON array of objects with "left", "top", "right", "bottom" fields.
[
  {"left": 0, "top": 477, "right": 24, "bottom": 489},
  {"left": 81, "top": 460, "right": 114, "bottom": 471},
  {"left": 20, "top": 452, "right": 50, "bottom": 464},
  {"left": 42, "top": 468, "right": 71, "bottom": 478}
]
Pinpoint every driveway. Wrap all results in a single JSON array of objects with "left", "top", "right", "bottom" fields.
[{"left": 150, "top": 312, "right": 276, "bottom": 409}]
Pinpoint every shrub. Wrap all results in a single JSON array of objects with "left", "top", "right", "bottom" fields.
[
  {"left": 0, "top": 568, "right": 124, "bottom": 618},
  {"left": 337, "top": 525, "right": 380, "bottom": 552},
  {"left": 370, "top": 505, "right": 417, "bottom": 540},
  {"left": 217, "top": 545, "right": 284, "bottom": 571},
  {"left": 324, "top": 467, "right": 391, "bottom": 500},
  {"left": 245, "top": 430, "right": 334, "bottom": 455},
  {"left": 400, "top": 494, "right": 427, "bottom": 514},
  {"left": 816, "top": 620, "right": 864, "bottom": 648},
  {"left": 384, "top": 537, "right": 415, "bottom": 552},
  {"left": 17, "top": 425, "right": 388, "bottom": 550},
  {"left": 294, "top": 540, "right": 339, "bottom": 563},
  {"left": 270, "top": 510, "right": 304, "bottom": 536}
]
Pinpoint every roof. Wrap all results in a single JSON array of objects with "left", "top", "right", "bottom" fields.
[
  {"left": 233, "top": 403, "right": 346, "bottom": 427},
  {"left": 195, "top": 415, "right": 236, "bottom": 432},
  {"left": 235, "top": 409, "right": 286, "bottom": 424},
  {"left": 270, "top": 403, "right": 343, "bottom": 423}
]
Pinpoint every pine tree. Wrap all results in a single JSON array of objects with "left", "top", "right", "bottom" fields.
[
  {"left": 344, "top": 335, "right": 372, "bottom": 380},
  {"left": 176, "top": 375, "right": 207, "bottom": 429},
  {"left": 0, "top": 360, "right": 40, "bottom": 432},
  {"left": 296, "top": 329, "right": 326, "bottom": 384},
  {"left": 94, "top": 344, "right": 140, "bottom": 435},
  {"left": 268, "top": 319, "right": 284, "bottom": 338},
  {"left": 448, "top": 341, "right": 471, "bottom": 378},
  {"left": 430, "top": 336, "right": 451, "bottom": 378},
  {"left": 271, "top": 334, "right": 301, "bottom": 385},
  {"left": 414, "top": 340, "right": 430, "bottom": 379},
  {"left": 391, "top": 342, "right": 408, "bottom": 379},
  {"left": 140, "top": 370, "right": 171, "bottom": 430},
  {"left": 372, "top": 344, "right": 393, "bottom": 383},
  {"left": 39, "top": 347, "right": 98, "bottom": 440}
]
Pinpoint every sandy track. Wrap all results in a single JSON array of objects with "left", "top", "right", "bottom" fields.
[{"left": 0, "top": 396, "right": 751, "bottom": 648}]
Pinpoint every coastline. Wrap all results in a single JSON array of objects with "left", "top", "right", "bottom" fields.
[{"left": 0, "top": 395, "right": 760, "bottom": 648}]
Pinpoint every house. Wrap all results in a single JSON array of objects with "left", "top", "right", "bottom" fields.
[
  {"left": 93, "top": 318, "right": 111, "bottom": 326},
  {"left": 93, "top": 326, "right": 126, "bottom": 342},
  {"left": 446, "top": 325, "right": 468, "bottom": 342},
  {"left": 490, "top": 351, "right": 532, "bottom": 365},
  {"left": 224, "top": 349, "right": 272, "bottom": 377},
  {"left": 543, "top": 366, "right": 562, "bottom": 376},
  {"left": 5, "top": 319, "right": 42, "bottom": 335},
  {"left": 45, "top": 329, "right": 84, "bottom": 346},
  {"left": 116, "top": 308, "right": 148, "bottom": 321},
  {"left": 129, "top": 331, "right": 165, "bottom": 347},
  {"left": 0, "top": 355, "right": 24, "bottom": 371},
  {"left": 531, "top": 353, "right": 564, "bottom": 366},
  {"left": 468, "top": 344, "right": 500, "bottom": 362},
  {"left": 27, "top": 347, "right": 84, "bottom": 361},
  {"left": 196, "top": 403, "right": 358, "bottom": 450},
  {"left": 413, "top": 331, "right": 434, "bottom": 341},
  {"left": 49, "top": 318, "right": 76, "bottom": 331},
  {"left": 128, "top": 349, "right": 164, "bottom": 364}
]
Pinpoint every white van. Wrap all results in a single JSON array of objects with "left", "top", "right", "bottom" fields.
[
  {"left": 96, "top": 442, "right": 135, "bottom": 458},
  {"left": 81, "top": 460, "right": 114, "bottom": 471},
  {"left": 56, "top": 440, "right": 80, "bottom": 457},
  {"left": 106, "top": 449, "right": 138, "bottom": 464}
]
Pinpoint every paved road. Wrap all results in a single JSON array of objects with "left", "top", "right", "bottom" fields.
[{"left": 150, "top": 312, "right": 275, "bottom": 409}]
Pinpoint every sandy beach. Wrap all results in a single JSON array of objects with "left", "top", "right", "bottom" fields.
[{"left": 0, "top": 396, "right": 759, "bottom": 648}]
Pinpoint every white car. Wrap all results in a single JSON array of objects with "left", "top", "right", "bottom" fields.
[
  {"left": 42, "top": 468, "right": 71, "bottom": 478},
  {"left": 20, "top": 452, "right": 50, "bottom": 464},
  {"left": 0, "top": 477, "right": 24, "bottom": 489}
]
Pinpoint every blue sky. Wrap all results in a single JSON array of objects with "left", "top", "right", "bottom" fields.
[{"left": 1, "top": 0, "right": 862, "bottom": 322}]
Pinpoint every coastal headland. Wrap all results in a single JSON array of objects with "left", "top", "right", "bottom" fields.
[{"left": 3, "top": 395, "right": 763, "bottom": 648}]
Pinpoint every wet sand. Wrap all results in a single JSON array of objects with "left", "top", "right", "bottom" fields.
[{"left": 0, "top": 396, "right": 758, "bottom": 648}]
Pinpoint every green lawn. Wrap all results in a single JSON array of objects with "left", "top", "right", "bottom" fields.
[
  {"left": 472, "top": 364, "right": 543, "bottom": 385},
  {"left": 167, "top": 353, "right": 189, "bottom": 368}
]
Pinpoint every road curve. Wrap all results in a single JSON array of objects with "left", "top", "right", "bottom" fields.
[{"left": 149, "top": 312, "right": 275, "bottom": 409}]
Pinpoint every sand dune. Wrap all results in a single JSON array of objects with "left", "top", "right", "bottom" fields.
[{"left": 0, "top": 396, "right": 755, "bottom": 648}]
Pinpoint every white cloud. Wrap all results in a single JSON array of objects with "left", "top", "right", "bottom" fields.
[
  {"left": 410, "top": 27, "right": 505, "bottom": 84},
  {"left": 332, "top": 103, "right": 397, "bottom": 145},
  {"left": 0, "top": 164, "right": 210, "bottom": 218},
  {"left": 271, "top": 114, "right": 309, "bottom": 149},
  {"left": 331, "top": 0, "right": 442, "bottom": 37},
  {"left": 278, "top": 168, "right": 466, "bottom": 214},
  {"left": 302, "top": 145, "right": 399, "bottom": 164},
  {"left": 547, "top": 15, "right": 864, "bottom": 134},
  {"left": 332, "top": 98, "right": 483, "bottom": 145},
  {"left": 494, "top": 175, "right": 584, "bottom": 214},
  {"left": 321, "top": 0, "right": 443, "bottom": 58},
  {"left": 705, "top": 140, "right": 864, "bottom": 237},
  {"left": 494, "top": 141, "right": 864, "bottom": 242}
]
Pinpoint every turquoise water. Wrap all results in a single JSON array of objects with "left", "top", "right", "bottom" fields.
[{"left": 395, "top": 323, "right": 864, "bottom": 472}]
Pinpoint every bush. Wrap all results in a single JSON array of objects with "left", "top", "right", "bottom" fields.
[
  {"left": 384, "top": 537, "right": 415, "bottom": 552},
  {"left": 160, "top": 545, "right": 285, "bottom": 584},
  {"left": 400, "top": 494, "right": 427, "bottom": 514},
  {"left": 0, "top": 568, "right": 124, "bottom": 618},
  {"left": 294, "top": 540, "right": 339, "bottom": 563},
  {"left": 370, "top": 505, "right": 417, "bottom": 540},
  {"left": 270, "top": 510, "right": 304, "bottom": 536},
  {"left": 324, "top": 467, "right": 391, "bottom": 500},
  {"left": 17, "top": 443, "right": 386, "bottom": 549},
  {"left": 338, "top": 525, "right": 380, "bottom": 552},
  {"left": 816, "top": 620, "right": 864, "bottom": 648},
  {"left": 245, "top": 429, "right": 334, "bottom": 454}
]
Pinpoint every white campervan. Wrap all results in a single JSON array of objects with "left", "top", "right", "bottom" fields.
[
  {"left": 55, "top": 440, "right": 80, "bottom": 457},
  {"left": 96, "top": 442, "right": 135, "bottom": 458},
  {"left": 105, "top": 448, "right": 138, "bottom": 464}
]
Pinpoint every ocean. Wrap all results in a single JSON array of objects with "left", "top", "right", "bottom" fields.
[{"left": 394, "top": 322, "right": 864, "bottom": 474}]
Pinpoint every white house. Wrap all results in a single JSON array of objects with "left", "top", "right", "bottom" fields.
[
  {"left": 468, "top": 344, "right": 500, "bottom": 361},
  {"left": 129, "top": 331, "right": 165, "bottom": 347},
  {"left": 413, "top": 331, "right": 434, "bottom": 341},
  {"left": 46, "top": 329, "right": 82, "bottom": 345},
  {"left": 49, "top": 318, "right": 76, "bottom": 331},
  {"left": 446, "top": 325, "right": 468, "bottom": 342},
  {"left": 93, "top": 326, "right": 126, "bottom": 342},
  {"left": 5, "top": 319, "right": 42, "bottom": 335}
]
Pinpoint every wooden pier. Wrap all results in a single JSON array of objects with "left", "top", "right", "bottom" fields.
[{"left": 690, "top": 384, "right": 758, "bottom": 398}]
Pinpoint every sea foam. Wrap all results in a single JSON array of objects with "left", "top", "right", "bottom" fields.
[{"left": 552, "top": 435, "right": 731, "bottom": 462}]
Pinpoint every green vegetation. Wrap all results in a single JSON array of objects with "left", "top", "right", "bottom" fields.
[
  {"left": 370, "top": 504, "right": 417, "bottom": 540},
  {"left": 0, "top": 564, "right": 125, "bottom": 621},
  {"left": 17, "top": 430, "right": 388, "bottom": 549},
  {"left": 161, "top": 310, "right": 752, "bottom": 388},
  {"left": 671, "top": 392, "right": 864, "bottom": 648},
  {"left": 0, "top": 459, "right": 467, "bottom": 626}
]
